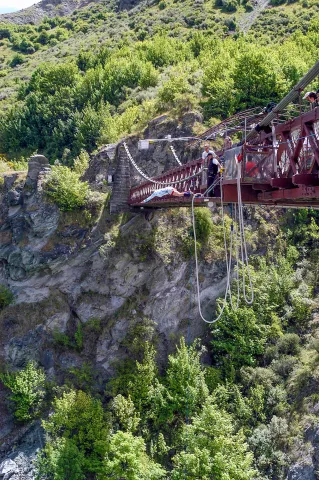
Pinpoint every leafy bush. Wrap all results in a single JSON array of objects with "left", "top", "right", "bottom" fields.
[
  {"left": 0, "top": 284, "right": 14, "bottom": 309},
  {"left": 42, "top": 390, "right": 109, "bottom": 474},
  {"left": 45, "top": 166, "right": 89, "bottom": 211},
  {"left": 277, "top": 333, "right": 300, "bottom": 356},
  {"left": 36, "top": 438, "right": 85, "bottom": 480},
  {"left": 0, "top": 362, "right": 45, "bottom": 422},
  {"left": 171, "top": 399, "right": 255, "bottom": 479},
  {"left": 9, "top": 53, "right": 25, "bottom": 67},
  {"left": 103, "top": 431, "right": 166, "bottom": 479},
  {"left": 193, "top": 207, "right": 214, "bottom": 244}
]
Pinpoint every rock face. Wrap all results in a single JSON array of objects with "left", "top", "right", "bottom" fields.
[{"left": 0, "top": 136, "right": 219, "bottom": 463}]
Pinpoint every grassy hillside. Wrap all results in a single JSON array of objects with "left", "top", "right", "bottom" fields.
[{"left": 0, "top": 0, "right": 318, "bottom": 164}]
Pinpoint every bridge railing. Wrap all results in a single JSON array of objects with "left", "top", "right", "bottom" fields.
[{"left": 129, "top": 157, "right": 205, "bottom": 204}]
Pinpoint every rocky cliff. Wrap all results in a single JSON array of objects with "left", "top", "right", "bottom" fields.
[{"left": 0, "top": 133, "right": 222, "bottom": 477}]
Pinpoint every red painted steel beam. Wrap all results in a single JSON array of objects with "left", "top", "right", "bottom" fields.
[{"left": 304, "top": 122, "right": 319, "bottom": 172}]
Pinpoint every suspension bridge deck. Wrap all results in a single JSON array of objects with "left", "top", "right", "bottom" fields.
[{"left": 128, "top": 106, "right": 319, "bottom": 210}]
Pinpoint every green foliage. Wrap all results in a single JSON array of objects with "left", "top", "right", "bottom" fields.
[
  {"left": 171, "top": 399, "right": 256, "bottom": 479},
  {"left": 74, "top": 323, "right": 83, "bottom": 351},
  {"left": 45, "top": 166, "right": 89, "bottom": 211},
  {"left": 73, "top": 149, "right": 89, "bottom": 176},
  {"left": 42, "top": 390, "right": 108, "bottom": 473},
  {"left": 36, "top": 438, "right": 85, "bottom": 480},
  {"left": 164, "top": 338, "right": 209, "bottom": 420},
  {"left": 53, "top": 329, "right": 72, "bottom": 348},
  {"left": 193, "top": 207, "right": 214, "bottom": 244},
  {"left": 248, "top": 416, "right": 289, "bottom": 479},
  {"left": 9, "top": 53, "right": 25, "bottom": 67},
  {"left": 0, "top": 362, "right": 45, "bottom": 422},
  {"left": 0, "top": 284, "right": 14, "bottom": 309},
  {"left": 212, "top": 304, "right": 270, "bottom": 377},
  {"left": 111, "top": 394, "right": 140, "bottom": 432},
  {"left": 103, "top": 431, "right": 166, "bottom": 479}
]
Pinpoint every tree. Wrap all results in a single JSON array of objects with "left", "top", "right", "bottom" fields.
[
  {"left": 161, "top": 338, "right": 209, "bottom": 423},
  {"left": 0, "top": 361, "right": 45, "bottom": 422},
  {"left": 102, "top": 431, "right": 166, "bottom": 480},
  {"left": 36, "top": 438, "right": 85, "bottom": 480},
  {"left": 43, "top": 390, "right": 109, "bottom": 473},
  {"left": 171, "top": 399, "right": 256, "bottom": 479},
  {"left": 211, "top": 305, "right": 270, "bottom": 378}
]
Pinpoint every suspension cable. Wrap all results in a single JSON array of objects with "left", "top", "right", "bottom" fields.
[
  {"left": 124, "top": 142, "right": 204, "bottom": 186},
  {"left": 169, "top": 145, "right": 183, "bottom": 166}
]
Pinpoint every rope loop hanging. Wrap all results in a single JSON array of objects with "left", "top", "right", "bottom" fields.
[{"left": 192, "top": 159, "right": 253, "bottom": 324}]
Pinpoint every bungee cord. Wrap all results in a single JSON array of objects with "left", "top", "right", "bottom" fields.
[
  {"left": 236, "top": 162, "right": 254, "bottom": 304},
  {"left": 191, "top": 177, "right": 235, "bottom": 324},
  {"left": 192, "top": 161, "right": 253, "bottom": 324}
]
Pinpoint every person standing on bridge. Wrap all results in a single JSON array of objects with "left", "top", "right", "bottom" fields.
[
  {"left": 202, "top": 143, "right": 216, "bottom": 161},
  {"left": 303, "top": 91, "right": 319, "bottom": 109},
  {"left": 202, "top": 143, "right": 217, "bottom": 186},
  {"left": 207, "top": 152, "right": 221, "bottom": 197}
]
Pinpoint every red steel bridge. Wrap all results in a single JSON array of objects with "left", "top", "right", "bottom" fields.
[
  {"left": 126, "top": 59, "right": 319, "bottom": 210},
  {"left": 128, "top": 106, "right": 319, "bottom": 209}
]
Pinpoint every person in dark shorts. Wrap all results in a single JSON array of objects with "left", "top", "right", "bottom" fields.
[{"left": 207, "top": 152, "right": 221, "bottom": 197}]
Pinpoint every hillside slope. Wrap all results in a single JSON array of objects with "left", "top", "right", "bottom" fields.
[{"left": 0, "top": 0, "right": 98, "bottom": 25}]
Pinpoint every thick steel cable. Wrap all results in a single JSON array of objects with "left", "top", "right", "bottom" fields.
[
  {"left": 246, "top": 60, "right": 319, "bottom": 143},
  {"left": 124, "top": 142, "right": 204, "bottom": 186}
]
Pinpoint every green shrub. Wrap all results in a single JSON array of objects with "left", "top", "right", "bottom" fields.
[
  {"left": 9, "top": 53, "right": 25, "bottom": 67},
  {"left": 85, "top": 317, "right": 102, "bottom": 333},
  {"left": 0, "top": 284, "right": 14, "bottom": 309},
  {"left": 42, "top": 390, "right": 109, "bottom": 472},
  {"left": 74, "top": 323, "right": 83, "bottom": 351},
  {"left": 193, "top": 207, "right": 214, "bottom": 244},
  {"left": 53, "top": 329, "right": 72, "bottom": 348},
  {"left": 36, "top": 438, "right": 85, "bottom": 480},
  {"left": 270, "top": 355, "right": 299, "bottom": 379},
  {"left": 45, "top": 166, "right": 89, "bottom": 211},
  {"left": 277, "top": 333, "right": 300, "bottom": 356},
  {"left": 0, "top": 361, "right": 46, "bottom": 422}
]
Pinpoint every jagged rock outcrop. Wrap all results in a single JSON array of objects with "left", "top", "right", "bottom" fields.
[{"left": 0, "top": 142, "right": 223, "bottom": 459}]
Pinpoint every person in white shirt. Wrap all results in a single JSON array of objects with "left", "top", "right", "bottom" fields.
[{"left": 202, "top": 143, "right": 216, "bottom": 161}]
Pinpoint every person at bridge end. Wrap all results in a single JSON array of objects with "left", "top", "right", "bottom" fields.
[
  {"left": 303, "top": 91, "right": 319, "bottom": 108},
  {"left": 207, "top": 152, "right": 221, "bottom": 197},
  {"left": 202, "top": 143, "right": 216, "bottom": 160},
  {"left": 223, "top": 136, "right": 233, "bottom": 151}
]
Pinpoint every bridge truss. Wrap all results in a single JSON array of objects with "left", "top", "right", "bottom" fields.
[{"left": 128, "top": 106, "right": 319, "bottom": 209}]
